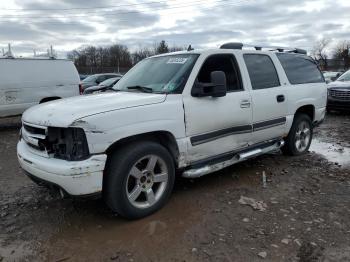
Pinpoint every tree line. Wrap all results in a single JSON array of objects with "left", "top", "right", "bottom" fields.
[
  {"left": 67, "top": 40, "right": 185, "bottom": 74},
  {"left": 68, "top": 38, "right": 350, "bottom": 74},
  {"left": 311, "top": 39, "right": 350, "bottom": 71}
]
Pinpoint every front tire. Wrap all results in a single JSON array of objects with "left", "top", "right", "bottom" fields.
[
  {"left": 104, "top": 141, "right": 175, "bottom": 219},
  {"left": 282, "top": 114, "right": 313, "bottom": 156}
]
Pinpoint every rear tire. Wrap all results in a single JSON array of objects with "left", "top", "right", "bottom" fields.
[
  {"left": 282, "top": 114, "right": 313, "bottom": 156},
  {"left": 104, "top": 141, "right": 175, "bottom": 219}
]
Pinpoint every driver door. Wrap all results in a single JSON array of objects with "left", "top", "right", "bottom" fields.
[{"left": 183, "top": 54, "right": 253, "bottom": 163}]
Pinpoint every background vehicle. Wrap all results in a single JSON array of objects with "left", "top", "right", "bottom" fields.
[
  {"left": 83, "top": 76, "right": 122, "bottom": 95},
  {"left": 79, "top": 74, "right": 89, "bottom": 81},
  {"left": 17, "top": 43, "right": 327, "bottom": 219},
  {"left": 80, "top": 73, "right": 122, "bottom": 92},
  {"left": 0, "top": 57, "right": 80, "bottom": 118},
  {"left": 323, "top": 71, "right": 343, "bottom": 83},
  {"left": 327, "top": 69, "right": 350, "bottom": 111}
]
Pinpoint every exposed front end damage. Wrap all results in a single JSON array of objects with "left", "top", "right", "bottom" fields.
[
  {"left": 22, "top": 123, "right": 91, "bottom": 161},
  {"left": 18, "top": 122, "right": 107, "bottom": 196}
]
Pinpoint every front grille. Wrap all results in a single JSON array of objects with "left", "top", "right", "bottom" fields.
[
  {"left": 23, "top": 124, "right": 46, "bottom": 136},
  {"left": 22, "top": 123, "right": 47, "bottom": 151},
  {"left": 329, "top": 89, "right": 350, "bottom": 100}
]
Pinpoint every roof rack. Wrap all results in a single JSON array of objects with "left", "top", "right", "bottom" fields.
[
  {"left": 220, "top": 42, "right": 307, "bottom": 55},
  {"left": 1, "top": 44, "right": 58, "bottom": 59},
  {"left": 1, "top": 43, "right": 14, "bottom": 58}
]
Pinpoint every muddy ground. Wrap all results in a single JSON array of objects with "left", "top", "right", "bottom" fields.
[{"left": 0, "top": 113, "right": 350, "bottom": 262}]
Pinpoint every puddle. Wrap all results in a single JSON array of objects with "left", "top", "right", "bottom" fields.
[
  {"left": 0, "top": 241, "right": 34, "bottom": 261},
  {"left": 40, "top": 188, "right": 204, "bottom": 261},
  {"left": 38, "top": 164, "right": 264, "bottom": 261},
  {"left": 309, "top": 139, "right": 350, "bottom": 167}
]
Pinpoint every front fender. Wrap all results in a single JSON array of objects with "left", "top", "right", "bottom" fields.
[{"left": 71, "top": 95, "right": 186, "bottom": 154}]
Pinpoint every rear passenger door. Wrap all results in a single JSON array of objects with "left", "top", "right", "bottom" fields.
[{"left": 243, "top": 53, "right": 287, "bottom": 143}]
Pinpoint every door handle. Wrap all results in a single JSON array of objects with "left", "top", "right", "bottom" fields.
[
  {"left": 276, "top": 95, "right": 285, "bottom": 103},
  {"left": 240, "top": 100, "right": 251, "bottom": 108}
]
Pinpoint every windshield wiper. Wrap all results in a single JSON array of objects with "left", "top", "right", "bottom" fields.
[{"left": 126, "top": 85, "right": 153, "bottom": 93}]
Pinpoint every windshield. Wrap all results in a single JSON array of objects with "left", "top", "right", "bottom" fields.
[
  {"left": 82, "top": 75, "right": 97, "bottom": 83},
  {"left": 113, "top": 54, "right": 199, "bottom": 93},
  {"left": 99, "top": 77, "right": 119, "bottom": 86},
  {"left": 337, "top": 70, "right": 350, "bottom": 82}
]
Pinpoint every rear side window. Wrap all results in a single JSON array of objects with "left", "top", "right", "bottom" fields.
[
  {"left": 276, "top": 53, "right": 324, "bottom": 84},
  {"left": 244, "top": 54, "right": 280, "bottom": 90}
]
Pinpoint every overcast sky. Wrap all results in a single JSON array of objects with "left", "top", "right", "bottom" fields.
[{"left": 0, "top": 0, "right": 349, "bottom": 57}]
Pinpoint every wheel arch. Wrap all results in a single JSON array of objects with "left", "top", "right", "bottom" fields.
[
  {"left": 105, "top": 131, "right": 180, "bottom": 166},
  {"left": 294, "top": 104, "right": 315, "bottom": 121},
  {"left": 39, "top": 97, "right": 61, "bottom": 103}
]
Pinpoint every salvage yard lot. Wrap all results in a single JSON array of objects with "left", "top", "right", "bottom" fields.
[{"left": 0, "top": 113, "right": 350, "bottom": 262}]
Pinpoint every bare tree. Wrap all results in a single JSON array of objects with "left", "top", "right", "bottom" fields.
[
  {"left": 332, "top": 40, "right": 350, "bottom": 70},
  {"left": 169, "top": 45, "right": 185, "bottom": 52},
  {"left": 68, "top": 40, "right": 186, "bottom": 73},
  {"left": 132, "top": 47, "right": 154, "bottom": 64},
  {"left": 311, "top": 38, "right": 331, "bottom": 70}
]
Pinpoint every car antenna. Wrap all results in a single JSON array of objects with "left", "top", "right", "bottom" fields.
[{"left": 187, "top": 44, "right": 194, "bottom": 51}]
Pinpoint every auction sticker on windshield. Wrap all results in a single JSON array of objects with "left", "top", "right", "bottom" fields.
[{"left": 166, "top": 57, "right": 188, "bottom": 64}]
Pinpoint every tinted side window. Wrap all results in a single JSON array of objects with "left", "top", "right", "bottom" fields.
[
  {"left": 105, "top": 75, "right": 115, "bottom": 80},
  {"left": 197, "top": 54, "right": 243, "bottom": 91},
  {"left": 244, "top": 54, "right": 280, "bottom": 90},
  {"left": 97, "top": 76, "right": 106, "bottom": 82},
  {"left": 276, "top": 54, "right": 324, "bottom": 84}
]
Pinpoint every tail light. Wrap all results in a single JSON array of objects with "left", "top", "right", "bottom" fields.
[{"left": 79, "top": 83, "right": 83, "bottom": 95}]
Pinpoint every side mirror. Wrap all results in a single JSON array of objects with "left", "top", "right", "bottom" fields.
[{"left": 192, "top": 71, "right": 227, "bottom": 98}]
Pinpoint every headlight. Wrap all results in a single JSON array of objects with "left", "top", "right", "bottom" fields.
[{"left": 46, "top": 127, "right": 90, "bottom": 161}]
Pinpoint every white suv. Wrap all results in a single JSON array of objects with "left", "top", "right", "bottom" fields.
[{"left": 17, "top": 43, "right": 327, "bottom": 219}]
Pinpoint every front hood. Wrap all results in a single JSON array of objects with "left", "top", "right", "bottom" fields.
[
  {"left": 23, "top": 92, "right": 166, "bottom": 127},
  {"left": 328, "top": 81, "right": 350, "bottom": 90}
]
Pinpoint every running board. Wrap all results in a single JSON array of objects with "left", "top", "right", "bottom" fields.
[{"left": 182, "top": 139, "right": 284, "bottom": 178}]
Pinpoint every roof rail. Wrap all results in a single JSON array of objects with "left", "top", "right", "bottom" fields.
[{"left": 220, "top": 42, "right": 307, "bottom": 55}]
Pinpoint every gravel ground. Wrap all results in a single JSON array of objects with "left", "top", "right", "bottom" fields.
[{"left": 0, "top": 113, "right": 349, "bottom": 262}]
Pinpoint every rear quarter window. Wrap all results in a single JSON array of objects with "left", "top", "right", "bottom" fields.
[{"left": 276, "top": 53, "right": 324, "bottom": 85}]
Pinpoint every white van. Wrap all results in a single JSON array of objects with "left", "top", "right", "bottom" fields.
[{"left": 0, "top": 58, "right": 80, "bottom": 118}]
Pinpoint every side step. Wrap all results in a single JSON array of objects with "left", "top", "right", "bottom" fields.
[{"left": 182, "top": 139, "right": 284, "bottom": 178}]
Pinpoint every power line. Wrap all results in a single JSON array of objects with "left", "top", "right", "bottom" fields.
[
  {"left": 0, "top": 0, "right": 246, "bottom": 13},
  {"left": 1, "top": 0, "right": 177, "bottom": 11},
  {"left": 0, "top": 0, "right": 230, "bottom": 18},
  {"left": 0, "top": 0, "right": 249, "bottom": 19}
]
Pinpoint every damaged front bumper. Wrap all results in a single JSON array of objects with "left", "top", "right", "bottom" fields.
[{"left": 17, "top": 139, "right": 107, "bottom": 196}]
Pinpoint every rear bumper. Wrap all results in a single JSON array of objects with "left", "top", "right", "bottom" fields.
[{"left": 17, "top": 139, "right": 107, "bottom": 196}]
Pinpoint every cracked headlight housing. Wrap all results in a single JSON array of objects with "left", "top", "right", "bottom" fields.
[{"left": 46, "top": 127, "right": 90, "bottom": 161}]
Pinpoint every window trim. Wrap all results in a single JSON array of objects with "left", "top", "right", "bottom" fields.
[
  {"left": 243, "top": 53, "right": 281, "bottom": 90},
  {"left": 194, "top": 53, "right": 244, "bottom": 93}
]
